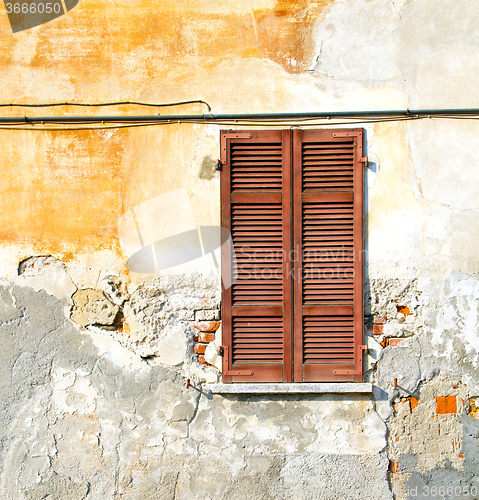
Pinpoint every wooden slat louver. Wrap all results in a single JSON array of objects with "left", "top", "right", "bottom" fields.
[
  {"left": 232, "top": 314, "right": 283, "bottom": 362},
  {"left": 231, "top": 203, "right": 283, "bottom": 305}
]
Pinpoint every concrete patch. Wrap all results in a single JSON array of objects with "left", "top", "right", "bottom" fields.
[{"left": 70, "top": 288, "right": 119, "bottom": 327}]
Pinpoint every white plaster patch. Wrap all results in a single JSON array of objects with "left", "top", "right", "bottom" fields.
[
  {"left": 416, "top": 45, "right": 479, "bottom": 109},
  {"left": 188, "top": 363, "right": 219, "bottom": 384},
  {"left": 408, "top": 120, "right": 479, "bottom": 211},
  {"left": 310, "top": 0, "right": 400, "bottom": 83},
  {"left": 303, "top": 400, "right": 387, "bottom": 455},
  {"left": 368, "top": 209, "right": 423, "bottom": 278},
  {"left": 51, "top": 368, "right": 98, "bottom": 418},
  {"left": 157, "top": 325, "right": 187, "bottom": 366},
  {"left": 85, "top": 326, "right": 150, "bottom": 372},
  {"left": 204, "top": 325, "right": 222, "bottom": 371},
  {"left": 432, "top": 276, "right": 479, "bottom": 365},
  {"left": 15, "top": 257, "right": 76, "bottom": 317},
  {"left": 71, "top": 378, "right": 98, "bottom": 416},
  {"left": 51, "top": 368, "right": 77, "bottom": 417}
]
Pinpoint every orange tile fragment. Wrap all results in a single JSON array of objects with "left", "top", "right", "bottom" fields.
[
  {"left": 436, "top": 396, "right": 457, "bottom": 414},
  {"left": 389, "top": 460, "right": 400, "bottom": 473}
]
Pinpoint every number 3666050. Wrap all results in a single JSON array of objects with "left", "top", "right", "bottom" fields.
[{"left": 5, "top": 3, "right": 62, "bottom": 14}]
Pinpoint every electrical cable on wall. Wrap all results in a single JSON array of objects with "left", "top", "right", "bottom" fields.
[
  {"left": 0, "top": 100, "right": 212, "bottom": 111},
  {"left": 0, "top": 107, "right": 479, "bottom": 131}
]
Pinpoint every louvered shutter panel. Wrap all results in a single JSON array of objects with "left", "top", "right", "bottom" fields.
[
  {"left": 293, "top": 129, "right": 364, "bottom": 382},
  {"left": 221, "top": 130, "right": 292, "bottom": 383}
]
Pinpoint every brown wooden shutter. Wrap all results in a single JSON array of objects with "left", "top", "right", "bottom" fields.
[
  {"left": 292, "top": 129, "right": 364, "bottom": 382},
  {"left": 221, "top": 130, "right": 293, "bottom": 383}
]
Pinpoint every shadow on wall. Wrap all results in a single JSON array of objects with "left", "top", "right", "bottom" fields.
[{"left": 118, "top": 189, "right": 236, "bottom": 289}]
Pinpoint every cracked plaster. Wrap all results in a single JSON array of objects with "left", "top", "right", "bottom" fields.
[
  {"left": 2, "top": 252, "right": 479, "bottom": 499},
  {"left": 1, "top": 0, "right": 479, "bottom": 497},
  {"left": 0, "top": 264, "right": 392, "bottom": 499}
]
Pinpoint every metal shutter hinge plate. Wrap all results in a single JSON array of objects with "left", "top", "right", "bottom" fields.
[
  {"left": 332, "top": 132, "right": 357, "bottom": 137},
  {"left": 221, "top": 133, "right": 253, "bottom": 139},
  {"left": 333, "top": 346, "right": 368, "bottom": 375},
  {"left": 220, "top": 346, "right": 254, "bottom": 376}
]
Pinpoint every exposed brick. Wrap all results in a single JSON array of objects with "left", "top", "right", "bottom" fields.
[
  {"left": 194, "top": 343, "right": 207, "bottom": 355},
  {"left": 388, "top": 338, "right": 404, "bottom": 347},
  {"left": 193, "top": 335, "right": 198, "bottom": 342},
  {"left": 198, "top": 355, "right": 207, "bottom": 365},
  {"left": 436, "top": 396, "right": 457, "bottom": 415},
  {"left": 410, "top": 397, "right": 419, "bottom": 411},
  {"left": 373, "top": 315, "right": 387, "bottom": 325},
  {"left": 468, "top": 398, "right": 479, "bottom": 418},
  {"left": 192, "top": 321, "right": 221, "bottom": 332},
  {"left": 199, "top": 332, "right": 215, "bottom": 343},
  {"left": 373, "top": 324, "right": 384, "bottom": 335},
  {"left": 396, "top": 305, "right": 410, "bottom": 315},
  {"left": 389, "top": 460, "right": 399, "bottom": 473}
]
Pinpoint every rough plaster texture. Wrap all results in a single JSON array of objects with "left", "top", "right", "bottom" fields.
[
  {"left": 71, "top": 288, "right": 120, "bottom": 327},
  {"left": 369, "top": 277, "right": 479, "bottom": 499},
  {"left": 0, "top": 276, "right": 392, "bottom": 499},
  {"left": 0, "top": 0, "right": 479, "bottom": 281},
  {"left": 2, "top": 261, "right": 479, "bottom": 498},
  {"left": 1, "top": 0, "right": 479, "bottom": 498}
]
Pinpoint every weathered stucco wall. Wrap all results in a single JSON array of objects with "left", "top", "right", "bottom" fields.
[{"left": 1, "top": 0, "right": 479, "bottom": 498}]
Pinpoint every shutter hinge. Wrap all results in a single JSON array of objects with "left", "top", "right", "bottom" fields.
[
  {"left": 214, "top": 159, "right": 226, "bottom": 171},
  {"left": 333, "top": 345, "right": 368, "bottom": 375},
  {"left": 219, "top": 346, "right": 254, "bottom": 376},
  {"left": 221, "top": 132, "right": 253, "bottom": 139},
  {"left": 359, "top": 157, "right": 368, "bottom": 163},
  {"left": 332, "top": 132, "right": 355, "bottom": 137},
  {"left": 333, "top": 369, "right": 362, "bottom": 375}
]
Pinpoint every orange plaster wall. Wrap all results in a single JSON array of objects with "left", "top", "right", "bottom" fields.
[{"left": 0, "top": 0, "right": 334, "bottom": 259}]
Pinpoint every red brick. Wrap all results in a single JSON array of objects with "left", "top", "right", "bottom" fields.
[
  {"left": 373, "top": 324, "right": 384, "bottom": 335},
  {"left": 410, "top": 397, "right": 419, "bottom": 411},
  {"left": 373, "top": 315, "right": 387, "bottom": 325},
  {"left": 199, "top": 332, "right": 215, "bottom": 343},
  {"left": 388, "top": 338, "right": 403, "bottom": 347},
  {"left": 193, "top": 321, "right": 221, "bottom": 332},
  {"left": 198, "top": 355, "right": 207, "bottom": 364},
  {"left": 436, "top": 396, "right": 457, "bottom": 415},
  {"left": 194, "top": 343, "right": 207, "bottom": 355}
]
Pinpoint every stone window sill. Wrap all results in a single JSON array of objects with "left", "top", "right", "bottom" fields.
[{"left": 204, "top": 382, "right": 373, "bottom": 394}]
